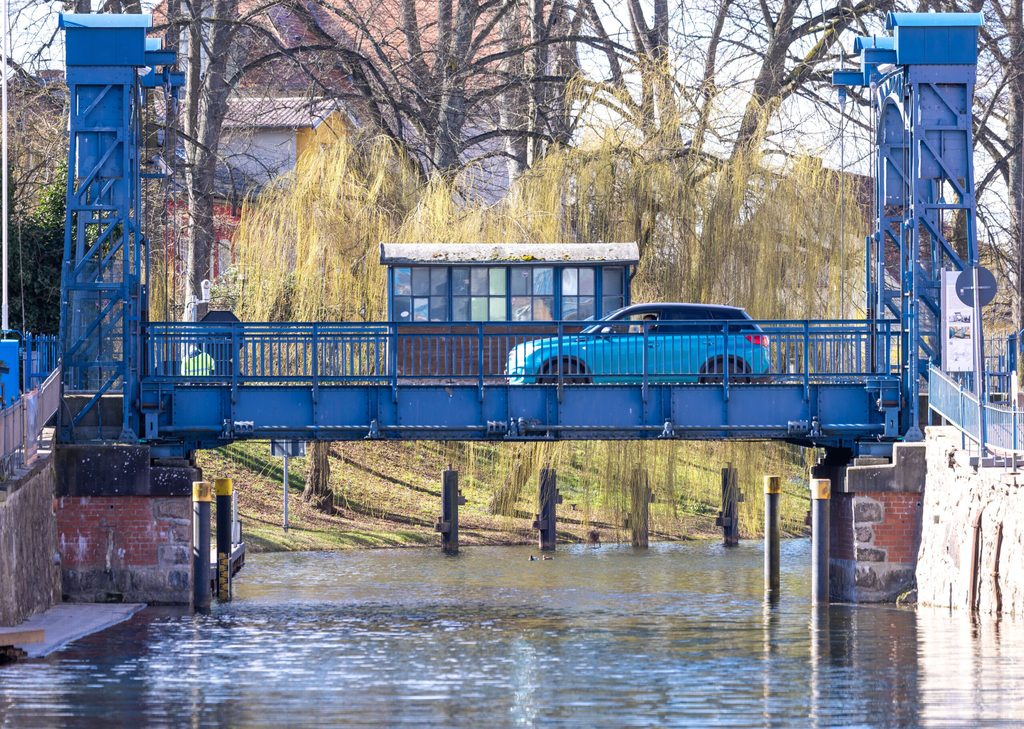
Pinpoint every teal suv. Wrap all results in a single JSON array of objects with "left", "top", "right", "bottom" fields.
[{"left": 505, "top": 304, "right": 771, "bottom": 384}]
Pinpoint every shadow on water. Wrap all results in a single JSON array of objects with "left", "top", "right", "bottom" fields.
[{"left": 2, "top": 540, "right": 1023, "bottom": 727}]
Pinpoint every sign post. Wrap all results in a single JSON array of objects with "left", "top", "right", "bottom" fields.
[
  {"left": 270, "top": 440, "right": 307, "bottom": 530},
  {"left": 954, "top": 266, "right": 997, "bottom": 456}
]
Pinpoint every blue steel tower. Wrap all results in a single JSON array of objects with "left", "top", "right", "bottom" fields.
[
  {"left": 834, "top": 12, "right": 984, "bottom": 439},
  {"left": 57, "top": 14, "right": 181, "bottom": 442}
]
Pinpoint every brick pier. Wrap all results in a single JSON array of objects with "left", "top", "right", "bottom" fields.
[
  {"left": 55, "top": 445, "right": 199, "bottom": 606},
  {"left": 56, "top": 496, "right": 193, "bottom": 604},
  {"left": 826, "top": 443, "right": 926, "bottom": 602}
]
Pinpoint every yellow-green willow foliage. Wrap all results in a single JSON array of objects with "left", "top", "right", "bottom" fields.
[
  {"left": 232, "top": 129, "right": 865, "bottom": 321},
  {"left": 227, "top": 126, "right": 865, "bottom": 536},
  {"left": 233, "top": 135, "right": 421, "bottom": 322}
]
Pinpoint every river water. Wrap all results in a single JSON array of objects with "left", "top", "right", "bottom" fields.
[{"left": 2, "top": 540, "right": 1023, "bottom": 727}]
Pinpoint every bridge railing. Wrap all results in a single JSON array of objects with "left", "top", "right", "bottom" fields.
[
  {"left": 24, "top": 333, "right": 59, "bottom": 391},
  {"left": 145, "top": 319, "right": 898, "bottom": 387},
  {"left": 927, "top": 364, "right": 1024, "bottom": 454},
  {"left": 0, "top": 366, "right": 61, "bottom": 480}
]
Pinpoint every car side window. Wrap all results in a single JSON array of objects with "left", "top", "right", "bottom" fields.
[
  {"left": 626, "top": 312, "right": 659, "bottom": 333},
  {"left": 659, "top": 307, "right": 711, "bottom": 333}
]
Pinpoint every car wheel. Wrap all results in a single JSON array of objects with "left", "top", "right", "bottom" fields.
[
  {"left": 537, "top": 358, "right": 591, "bottom": 384},
  {"left": 698, "top": 357, "right": 751, "bottom": 384}
]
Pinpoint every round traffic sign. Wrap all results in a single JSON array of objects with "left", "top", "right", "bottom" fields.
[{"left": 955, "top": 267, "right": 997, "bottom": 307}]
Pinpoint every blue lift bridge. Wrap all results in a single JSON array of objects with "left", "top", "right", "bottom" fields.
[{"left": 55, "top": 12, "right": 984, "bottom": 461}]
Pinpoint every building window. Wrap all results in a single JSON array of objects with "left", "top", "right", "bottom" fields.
[
  {"left": 453, "top": 267, "right": 507, "bottom": 321},
  {"left": 511, "top": 267, "right": 554, "bottom": 321},
  {"left": 561, "top": 267, "right": 596, "bottom": 320},
  {"left": 602, "top": 266, "right": 625, "bottom": 315},
  {"left": 393, "top": 266, "right": 448, "bottom": 321}
]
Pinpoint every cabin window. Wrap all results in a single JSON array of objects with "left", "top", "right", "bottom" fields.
[
  {"left": 561, "top": 267, "right": 596, "bottom": 320},
  {"left": 393, "top": 266, "right": 448, "bottom": 322},
  {"left": 602, "top": 266, "right": 625, "bottom": 316},
  {"left": 453, "top": 267, "right": 507, "bottom": 321},
  {"left": 511, "top": 267, "right": 554, "bottom": 321}
]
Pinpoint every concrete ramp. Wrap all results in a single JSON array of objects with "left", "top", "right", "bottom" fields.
[{"left": 0, "top": 603, "right": 144, "bottom": 658}]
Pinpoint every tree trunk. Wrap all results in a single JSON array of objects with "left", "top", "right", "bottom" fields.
[
  {"left": 733, "top": 0, "right": 798, "bottom": 153},
  {"left": 303, "top": 441, "right": 333, "bottom": 512},
  {"left": 183, "top": 0, "right": 236, "bottom": 309},
  {"left": 500, "top": 5, "right": 528, "bottom": 181},
  {"left": 1009, "top": 0, "right": 1024, "bottom": 333}
]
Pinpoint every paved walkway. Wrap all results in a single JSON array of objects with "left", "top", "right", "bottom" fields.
[{"left": 0, "top": 603, "right": 144, "bottom": 658}]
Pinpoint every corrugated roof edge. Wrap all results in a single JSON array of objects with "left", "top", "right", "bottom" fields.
[
  {"left": 886, "top": 11, "right": 984, "bottom": 29},
  {"left": 59, "top": 13, "right": 153, "bottom": 29},
  {"left": 379, "top": 242, "right": 640, "bottom": 265}
]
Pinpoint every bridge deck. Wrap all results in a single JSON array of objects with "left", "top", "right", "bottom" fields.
[{"left": 131, "top": 320, "right": 902, "bottom": 456}]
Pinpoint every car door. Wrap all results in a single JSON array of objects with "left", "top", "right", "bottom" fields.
[
  {"left": 657, "top": 307, "right": 711, "bottom": 381},
  {"left": 599, "top": 309, "right": 656, "bottom": 382}
]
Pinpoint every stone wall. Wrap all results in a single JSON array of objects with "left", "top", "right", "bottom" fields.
[
  {"left": 917, "top": 427, "right": 1024, "bottom": 615},
  {"left": 0, "top": 461, "right": 62, "bottom": 626},
  {"left": 56, "top": 496, "right": 193, "bottom": 606}
]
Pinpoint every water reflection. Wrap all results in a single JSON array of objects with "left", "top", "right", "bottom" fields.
[{"left": 1, "top": 541, "right": 1022, "bottom": 727}]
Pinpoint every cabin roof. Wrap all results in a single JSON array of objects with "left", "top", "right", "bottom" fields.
[{"left": 379, "top": 242, "right": 640, "bottom": 266}]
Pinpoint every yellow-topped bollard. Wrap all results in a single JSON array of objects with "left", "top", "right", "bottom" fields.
[
  {"left": 192, "top": 481, "right": 212, "bottom": 610},
  {"left": 215, "top": 478, "right": 234, "bottom": 602},
  {"left": 764, "top": 475, "right": 782, "bottom": 603},
  {"left": 193, "top": 481, "right": 213, "bottom": 503},
  {"left": 810, "top": 477, "right": 831, "bottom": 604},
  {"left": 214, "top": 477, "right": 233, "bottom": 497}
]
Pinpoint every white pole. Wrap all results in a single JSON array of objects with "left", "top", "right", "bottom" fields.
[
  {"left": 282, "top": 454, "right": 289, "bottom": 530},
  {"left": 1, "top": 0, "right": 9, "bottom": 333}
]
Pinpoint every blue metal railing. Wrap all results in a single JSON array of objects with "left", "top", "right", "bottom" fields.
[
  {"left": 144, "top": 319, "right": 899, "bottom": 388},
  {"left": 928, "top": 364, "right": 1023, "bottom": 454},
  {"left": 24, "top": 333, "right": 59, "bottom": 391}
]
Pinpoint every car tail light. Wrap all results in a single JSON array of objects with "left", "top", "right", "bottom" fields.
[{"left": 745, "top": 334, "right": 769, "bottom": 347}]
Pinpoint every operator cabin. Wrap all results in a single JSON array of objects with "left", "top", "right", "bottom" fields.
[{"left": 379, "top": 243, "right": 639, "bottom": 324}]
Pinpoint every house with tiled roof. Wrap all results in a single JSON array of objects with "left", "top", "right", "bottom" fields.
[{"left": 152, "top": 0, "right": 527, "bottom": 282}]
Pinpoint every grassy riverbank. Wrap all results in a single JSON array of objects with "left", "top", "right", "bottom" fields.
[{"left": 197, "top": 441, "right": 811, "bottom": 553}]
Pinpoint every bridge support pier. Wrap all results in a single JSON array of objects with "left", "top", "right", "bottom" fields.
[
  {"left": 193, "top": 482, "right": 212, "bottom": 611},
  {"left": 216, "top": 479, "right": 233, "bottom": 602},
  {"left": 435, "top": 469, "right": 465, "bottom": 554},
  {"left": 717, "top": 464, "right": 742, "bottom": 546},
  {"left": 629, "top": 468, "right": 652, "bottom": 549},
  {"left": 811, "top": 478, "right": 831, "bottom": 605},
  {"left": 764, "top": 475, "right": 781, "bottom": 604},
  {"left": 54, "top": 445, "right": 199, "bottom": 606},
  {"left": 533, "top": 469, "right": 561, "bottom": 551}
]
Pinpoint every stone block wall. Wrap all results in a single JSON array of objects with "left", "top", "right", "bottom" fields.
[
  {"left": 831, "top": 492, "right": 922, "bottom": 601},
  {"left": 828, "top": 442, "right": 926, "bottom": 602},
  {"left": 917, "top": 427, "right": 1024, "bottom": 615},
  {"left": 56, "top": 496, "right": 193, "bottom": 606},
  {"left": 0, "top": 461, "right": 62, "bottom": 625}
]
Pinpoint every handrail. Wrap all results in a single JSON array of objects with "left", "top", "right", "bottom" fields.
[
  {"left": 143, "top": 319, "right": 899, "bottom": 388},
  {"left": 0, "top": 365, "right": 61, "bottom": 480},
  {"left": 928, "top": 364, "right": 1023, "bottom": 455}
]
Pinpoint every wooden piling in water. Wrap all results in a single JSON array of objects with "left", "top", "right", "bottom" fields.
[
  {"left": 629, "top": 468, "right": 653, "bottom": 549},
  {"left": 435, "top": 469, "right": 466, "bottom": 554},
  {"left": 533, "top": 468, "right": 561, "bottom": 551},
  {"left": 717, "top": 464, "right": 742, "bottom": 546}
]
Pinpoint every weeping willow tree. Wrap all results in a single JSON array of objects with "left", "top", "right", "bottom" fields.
[{"left": 228, "top": 115, "right": 866, "bottom": 526}]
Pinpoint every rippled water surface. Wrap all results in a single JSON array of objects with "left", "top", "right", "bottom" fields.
[{"left": 2, "top": 540, "right": 1024, "bottom": 727}]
